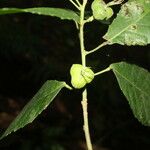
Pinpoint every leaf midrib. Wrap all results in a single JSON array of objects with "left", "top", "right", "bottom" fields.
[
  {"left": 107, "top": 7, "right": 150, "bottom": 42},
  {"left": 113, "top": 68, "right": 149, "bottom": 97}
]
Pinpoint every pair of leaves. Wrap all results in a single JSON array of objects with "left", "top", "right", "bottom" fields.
[
  {"left": 105, "top": 0, "right": 150, "bottom": 124},
  {"left": 0, "top": 0, "right": 149, "bottom": 46},
  {"left": 0, "top": 5, "right": 79, "bottom": 140},
  {"left": 0, "top": 5, "right": 77, "bottom": 140},
  {"left": 1, "top": 62, "right": 150, "bottom": 140}
]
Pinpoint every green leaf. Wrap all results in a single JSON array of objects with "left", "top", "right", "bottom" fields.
[
  {"left": 104, "top": 0, "right": 150, "bottom": 45},
  {"left": 0, "top": 7, "right": 79, "bottom": 22},
  {"left": 0, "top": 80, "right": 66, "bottom": 140},
  {"left": 110, "top": 62, "right": 150, "bottom": 126}
]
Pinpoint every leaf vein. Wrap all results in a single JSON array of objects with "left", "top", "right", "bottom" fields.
[{"left": 113, "top": 68, "right": 149, "bottom": 97}]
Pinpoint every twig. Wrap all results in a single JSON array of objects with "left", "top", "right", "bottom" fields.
[
  {"left": 75, "top": 0, "right": 81, "bottom": 6},
  {"left": 85, "top": 16, "right": 94, "bottom": 23},
  {"left": 86, "top": 41, "right": 109, "bottom": 55},
  {"left": 68, "top": 0, "right": 80, "bottom": 10}
]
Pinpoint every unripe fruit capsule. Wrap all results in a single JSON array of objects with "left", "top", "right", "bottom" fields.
[
  {"left": 91, "top": 0, "right": 114, "bottom": 20},
  {"left": 70, "top": 64, "right": 94, "bottom": 89},
  {"left": 91, "top": 0, "right": 107, "bottom": 20},
  {"left": 106, "top": 7, "right": 114, "bottom": 19}
]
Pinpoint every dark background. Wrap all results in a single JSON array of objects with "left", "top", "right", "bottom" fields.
[{"left": 0, "top": 0, "right": 150, "bottom": 150}]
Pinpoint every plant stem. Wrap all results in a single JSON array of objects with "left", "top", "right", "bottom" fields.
[
  {"left": 81, "top": 89, "right": 93, "bottom": 150},
  {"left": 79, "top": 0, "right": 86, "bottom": 67},
  {"left": 86, "top": 41, "right": 109, "bottom": 55},
  {"left": 69, "top": 0, "right": 80, "bottom": 10},
  {"left": 75, "top": 0, "right": 81, "bottom": 6},
  {"left": 94, "top": 67, "right": 111, "bottom": 76},
  {"left": 85, "top": 16, "right": 94, "bottom": 23},
  {"left": 79, "top": 1, "right": 93, "bottom": 150}
]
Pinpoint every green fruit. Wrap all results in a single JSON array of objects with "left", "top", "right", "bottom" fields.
[
  {"left": 91, "top": 0, "right": 114, "bottom": 20},
  {"left": 81, "top": 67, "right": 95, "bottom": 83},
  {"left": 91, "top": 0, "right": 107, "bottom": 20},
  {"left": 70, "top": 64, "right": 94, "bottom": 89},
  {"left": 70, "top": 64, "right": 86, "bottom": 89},
  {"left": 106, "top": 7, "right": 114, "bottom": 19}
]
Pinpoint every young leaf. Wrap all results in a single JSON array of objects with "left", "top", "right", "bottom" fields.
[
  {"left": 104, "top": 0, "right": 150, "bottom": 45},
  {"left": 0, "top": 7, "right": 79, "bottom": 22},
  {"left": 0, "top": 80, "right": 66, "bottom": 140},
  {"left": 110, "top": 62, "right": 150, "bottom": 126}
]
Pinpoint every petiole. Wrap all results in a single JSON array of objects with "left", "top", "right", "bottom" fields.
[{"left": 94, "top": 67, "right": 111, "bottom": 76}]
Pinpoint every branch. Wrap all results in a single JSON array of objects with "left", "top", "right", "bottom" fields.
[
  {"left": 75, "top": 0, "right": 81, "bottom": 6},
  {"left": 68, "top": 0, "right": 80, "bottom": 10},
  {"left": 86, "top": 41, "right": 109, "bottom": 55}
]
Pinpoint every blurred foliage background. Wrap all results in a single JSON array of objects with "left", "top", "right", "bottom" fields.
[{"left": 0, "top": 0, "right": 150, "bottom": 150}]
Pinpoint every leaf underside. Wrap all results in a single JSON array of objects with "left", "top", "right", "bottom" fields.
[
  {"left": 104, "top": 0, "right": 150, "bottom": 45},
  {"left": 110, "top": 62, "right": 150, "bottom": 126},
  {"left": 0, "top": 80, "right": 66, "bottom": 140},
  {"left": 0, "top": 7, "right": 79, "bottom": 22}
]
